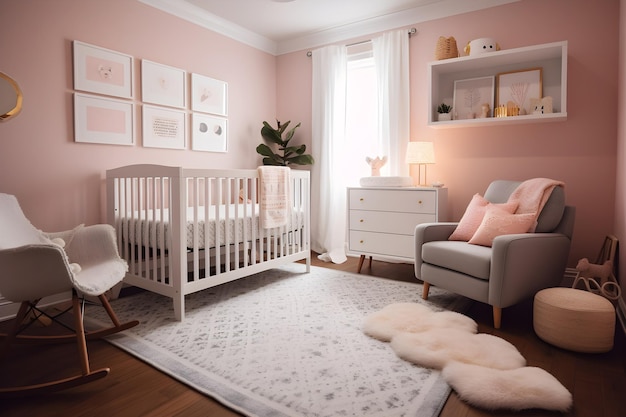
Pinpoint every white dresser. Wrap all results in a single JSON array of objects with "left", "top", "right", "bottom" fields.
[{"left": 347, "top": 186, "right": 447, "bottom": 272}]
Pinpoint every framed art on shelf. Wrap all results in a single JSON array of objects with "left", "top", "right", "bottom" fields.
[
  {"left": 74, "top": 93, "right": 134, "bottom": 146},
  {"left": 142, "top": 105, "right": 186, "bottom": 149},
  {"left": 141, "top": 60, "right": 187, "bottom": 109},
  {"left": 73, "top": 40, "right": 133, "bottom": 99},
  {"left": 496, "top": 68, "right": 542, "bottom": 115},
  {"left": 191, "top": 113, "right": 228, "bottom": 153},
  {"left": 191, "top": 73, "right": 228, "bottom": 116},
  {"left": 452, "top": 76, "right": 495, "bottom": 120}
]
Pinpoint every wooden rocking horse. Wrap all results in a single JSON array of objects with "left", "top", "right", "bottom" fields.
[{"left": 0, "top": 193, "right": 138, "bottom": 396}]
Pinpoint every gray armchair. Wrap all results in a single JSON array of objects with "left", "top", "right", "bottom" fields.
[{"left": 415, "top": 180, "right": 575, "bottom": 328}]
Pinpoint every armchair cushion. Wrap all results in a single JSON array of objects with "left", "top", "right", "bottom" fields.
[
  {"left": 468, "top": 207, "right": 536, "bottom": 247},
  {"left": 449, "top": 193, "right": 518, "bottom": 241},
  {"left": 422, "top": 241, "right": 492, "bottom": 280}
]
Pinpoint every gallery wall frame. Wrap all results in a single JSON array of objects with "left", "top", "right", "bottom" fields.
[
  {"left": 191, "top": 113, "right": 228, "bottom": 153},
  {"left": 191, "top": 73, "right": 228, "bottom": 116},
  {"left": 142, "top": 105, "right": 186, "bottom": 149},
  {"left": 452, "top": 76, "right": 495, "bottom": 120},
  {"left": 141, "top": 60, "right": 187, "bottom": 109},
  {"left": 73, "top": 40, "right": 134, "bottom": 99},
  {"left": 74, "top": 93, "right": 135, "bottom": 145},
  {"left": 496, "top": 67, "right": 543, "bottom": 115}
]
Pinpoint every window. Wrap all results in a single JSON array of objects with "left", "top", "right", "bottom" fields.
[{"left": 344, "top": 46, "right": 384, "bottom": 185}]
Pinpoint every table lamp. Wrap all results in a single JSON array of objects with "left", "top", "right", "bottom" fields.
[{"left": 405, "top": 141, "right": 435, "bottom": 186}]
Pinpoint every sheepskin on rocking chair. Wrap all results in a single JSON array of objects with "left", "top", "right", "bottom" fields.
[{"left": 0, "top": 193, "right": 138, "bottom": 396}]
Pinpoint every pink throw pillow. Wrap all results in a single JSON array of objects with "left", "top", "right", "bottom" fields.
[
  {"left": 448, "top": 194, "right": 518, "bottom": 241},
  {"left": 468, "top": 206, "right": 536, "bottom": 247}
]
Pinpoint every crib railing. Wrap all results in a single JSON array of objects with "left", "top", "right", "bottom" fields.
[{"left": 106, "top": 165, "right": 311, "bottom": 320}]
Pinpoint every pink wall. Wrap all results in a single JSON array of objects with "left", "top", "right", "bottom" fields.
[
  {"left": 0, "top": 0, "right": 276, "bottom": 231},
  {"left": 277, "top": 0, "right": 620, "bottom": 267},
  {"left": 0, "top": 0, "right": 621, "bottom": 271}
]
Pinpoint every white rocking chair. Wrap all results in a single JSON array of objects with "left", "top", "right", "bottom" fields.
[{"left": 0, "top": 193, "right": 138, "bottom": 396}]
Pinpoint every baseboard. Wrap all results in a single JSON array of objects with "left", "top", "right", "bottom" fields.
[
  {"left": 0, "top": 292, "right": 71, "bottom": 322},
  {"left": 561, "top": 267, "right": 578, "bottom": 287},
  {"left": 617, "top": 297, "right": 626, "bottom": 337}
]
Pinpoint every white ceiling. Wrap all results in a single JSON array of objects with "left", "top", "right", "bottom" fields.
[{"left": 139, "top": 0, "right": 519, "bottom": 55}]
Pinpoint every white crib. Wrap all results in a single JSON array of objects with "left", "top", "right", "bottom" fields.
[{"left": 106, "top": 164, "right": 311, "bottom": 321}]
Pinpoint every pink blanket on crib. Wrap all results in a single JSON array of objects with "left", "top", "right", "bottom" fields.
[{"left": 258, "top": 166, "right": 291, "bottom": 229}]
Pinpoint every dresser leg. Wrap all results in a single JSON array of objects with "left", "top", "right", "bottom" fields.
[
  {"left": 357, "top": 255, "right": 373, "bottom": 273},
  {"left": 357, "top": 255, "right": 365, "bottom": 273}
]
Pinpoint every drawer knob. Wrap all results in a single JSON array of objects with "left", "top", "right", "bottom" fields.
[
  {"left": 359, "top": 219, "right": 364, "bottom": 223},
  {"left": 418, "top": 200, "right": 423, "bottom": 204},
  {"left": 360, "top": 198, "right": 364, "bottom": 202},
  {"left": 360, "top": 240, "right": 364, "bottom": 244}
]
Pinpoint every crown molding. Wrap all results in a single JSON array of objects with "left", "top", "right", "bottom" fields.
[
  {"left": 140, "top": 0, "right": 519, "bottom": 56},
  {"left": 278, "top": 0, "right": 519, "bottom": 55},
  {"left": 139, "top": 0, "right": 279, "bottom": 55}
]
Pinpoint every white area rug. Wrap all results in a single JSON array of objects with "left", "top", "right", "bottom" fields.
[{"left": 86, "top": 264, "right": 471, "bottom": 417}]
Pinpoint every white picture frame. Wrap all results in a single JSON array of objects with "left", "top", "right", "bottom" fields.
[
  {"left": 141, "top": 60, "right": 187, "bottom": 109},
  {"left": 452, "top": 76, "right": 495, "bottom": 120},
  {"left": 142, "top": 105, "right": 186, "bottom": 149},
  {"left": 191, "top": 73, "right": 228, "bottom": 116},
  {"left": 74, "top": 93, "right": 135, "bottom": 146},
  {"left": 73, "top": 40, "right": 134, "bottom": 99},
  {"left": 191, "top": 113, "right": 228, "bottom": 153}
]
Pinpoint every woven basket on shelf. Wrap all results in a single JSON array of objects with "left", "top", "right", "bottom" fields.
[{"left": 435, "top": 36, "right": 458, "bottom": 60}]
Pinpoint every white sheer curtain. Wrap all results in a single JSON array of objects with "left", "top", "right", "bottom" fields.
[
  {"left": 373, "top": 29, "right": 411, "bottom": 177},
  {"left": 311, "top": 31, "right": 410, "bottom": 263},
  {"left": 311, "top": 45, "right": 348, "bottom": 263}
]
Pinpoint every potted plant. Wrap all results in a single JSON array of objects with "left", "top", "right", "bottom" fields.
[
  {"left": 437, "top": 103, "right": 452, "bottom": 121},
  {"left": 256, "top": 120, "right": 314, "bottom": 166}
]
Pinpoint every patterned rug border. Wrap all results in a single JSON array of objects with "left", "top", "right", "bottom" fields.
[{"left": 87, "top": 264, "right": 472, "bottom": 417}]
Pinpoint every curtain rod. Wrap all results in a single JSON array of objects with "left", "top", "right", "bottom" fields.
[{"left": 306, "top": 27, "right": 416, "bottom": 57}]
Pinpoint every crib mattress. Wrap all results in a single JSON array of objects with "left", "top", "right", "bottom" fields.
[{"left": 120, "top": 205, "right": 303, "bottom": 250}]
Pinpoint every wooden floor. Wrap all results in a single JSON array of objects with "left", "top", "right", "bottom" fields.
[{"left": 1, "top": 253, "right": 625, "bottom": 417}]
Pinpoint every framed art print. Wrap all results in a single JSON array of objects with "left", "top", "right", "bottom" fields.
[
  {"left": 191, "top": 73, "right": 228, "bottom": 116},
  {"left": 74, "top": 93, "right": 134, "bottom": 145},
  {"left": 191, "top": 113, "right": 228, "bottom": 152},
  {"left": 73, "top": 41, "right": 133, "bottom": 99},
  {"left": 452, "top": 76, "right": 495, "bottom": 120},
  {"left": 142, "top": 105, "right": 186, "bottom": 149},
  {"left": 496, "top": 68, "right": 542, "bottom": 115},
  {"left": 141, "top": 60, "right": 187, "bottom": 109}
]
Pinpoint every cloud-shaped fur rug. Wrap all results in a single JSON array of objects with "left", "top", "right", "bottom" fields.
[
  {"left": 390, "top": 329, "right": 526, "bottom": 370},
  {"left": 362, "top": 302, "right": 477, "bottom": 341},
  {"left": 363, "top": 303, "right": 572, "bottom": 411},
  {"left": 442, "top": 362, "right": 573, "bottom": 412}
]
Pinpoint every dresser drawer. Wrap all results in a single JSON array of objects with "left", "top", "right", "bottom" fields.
[
  {"left": 349, "top": 210, "right": 436, "bottom": 235},
  {"left": 349, "top": 188, "right": 436, "bottom": 214},
  {"left": 349, "top": 231, "right": 414, "bottom": 259}
]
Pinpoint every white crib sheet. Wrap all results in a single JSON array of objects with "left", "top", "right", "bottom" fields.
[{"left": 120, "top": 205, "right": 303, "bottom": 250}]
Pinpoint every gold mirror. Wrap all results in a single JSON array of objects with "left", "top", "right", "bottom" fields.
[{"left": 0, "top": 72, "right": 23, "bottom": 122}]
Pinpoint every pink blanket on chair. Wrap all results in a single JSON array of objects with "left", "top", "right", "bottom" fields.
[{"left": 508, "top": 178, "right": 564, "bottom": 230}]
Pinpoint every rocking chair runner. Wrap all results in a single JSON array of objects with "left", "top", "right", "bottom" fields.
[{"left": 0, "top": 193, "right": 138, "bottom": 396}]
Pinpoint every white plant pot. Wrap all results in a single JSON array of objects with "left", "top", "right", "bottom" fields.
[{"left": 438, "top": 113, "right": 452, "bottom": 122}]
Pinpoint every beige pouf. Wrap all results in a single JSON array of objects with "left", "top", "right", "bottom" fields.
[{"left": 534, "top": 287, "right": 615, "bottom": 353}]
